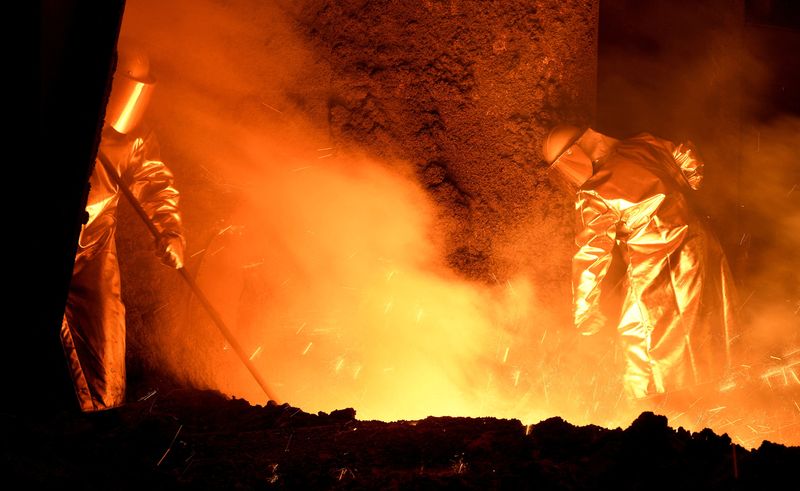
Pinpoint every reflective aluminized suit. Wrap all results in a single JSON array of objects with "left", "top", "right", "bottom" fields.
[
  {"left": 61, "top": 127, "right": 182, "bottom": 411},
  {"left": 573, "top": 134, "right": 736, "bottom": 398}
]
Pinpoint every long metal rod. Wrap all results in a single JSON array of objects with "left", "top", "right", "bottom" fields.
[{"left": 97, "top": 151, "right": 279, "bottom": 403}]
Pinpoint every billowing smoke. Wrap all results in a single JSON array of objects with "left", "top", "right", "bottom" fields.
[
  {"left": 115, "top": 0, "right": 619, "bottom": 426},
  {"left": 737, "top": 116, "right": 800, "bottom": 369},
  {"left": 114, "top": 0, "right": 798, "bottom": 447}
]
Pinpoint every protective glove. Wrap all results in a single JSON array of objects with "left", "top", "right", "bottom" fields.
[{"left": 156, "top": 233, "right": 185, "bottom": 269}]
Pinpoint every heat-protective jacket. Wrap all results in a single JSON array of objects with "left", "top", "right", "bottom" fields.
[
  {"left": 61, "top": 128, "right": 182, "bottom": 411},
  {"left": 573, "top": 134, "right": 736, "bottom": 398}
]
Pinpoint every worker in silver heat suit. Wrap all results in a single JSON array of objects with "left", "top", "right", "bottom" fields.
[
  {"left": 542, "top": 125, "right": 737, "bottom": 399},
  {"left": 61, "top": 47, "right": 185, "bottom": 411}
]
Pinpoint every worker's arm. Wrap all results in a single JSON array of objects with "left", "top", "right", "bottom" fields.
[
  {"left": 572, "top": 191, "right": 617, "bottom": 335},
  {"left": 123, "top": 130, "right": 185, "bottom": 268},
  {"left": 648, "top": 135, "right": 705, "bottom": 191}
]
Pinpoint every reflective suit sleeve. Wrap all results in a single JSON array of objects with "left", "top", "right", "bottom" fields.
[
  {"left": 650, "top": 136, "right": 705, "bottom": 191},
  {"left": 123, "top": 131, "right": 184, "bottom": 238},
  {"left": 670, "top": 141, "right": 704, "bottom": 190},
  {"left": 573, "top": 191, "right": 618, "bottom": 335}
]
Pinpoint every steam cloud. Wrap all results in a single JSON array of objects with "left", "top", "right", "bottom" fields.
[
  {"left": 116, "top": 0, "right": 798, "bottom": 446},
  {"left": 119, "top": 0, "right": 583, "bottom": 423}
]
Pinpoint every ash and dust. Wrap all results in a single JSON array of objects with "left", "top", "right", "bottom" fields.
[
  {"left": 117, "top": 0, "right": 798, "bottom": 448},
  {"left": 737, "top": 116, "right": 800, "bottom": 394}
]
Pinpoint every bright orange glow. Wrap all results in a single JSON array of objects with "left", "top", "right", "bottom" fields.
[
  {"left": 179, "top": 138, "right": 800, "bottom": 448},
  {"left": 190, "top": 142, "right": 537, "bottom": 422},
  {"left": 119, "top": 0, "right": 800, "bottom": 450}
]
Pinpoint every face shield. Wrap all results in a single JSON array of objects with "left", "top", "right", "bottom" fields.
[
  {"left": 548, "top": 140, "right": 594, "bottom": 193},
  {"left": 104, "top": 52, "right": 156, "bottom": 135}
]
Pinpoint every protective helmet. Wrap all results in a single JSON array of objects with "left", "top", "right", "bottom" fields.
[
  {"left": 542, "top": 125, "right": 593, "bottom": 192},
  {"left": 104, "top": 45, "right": 156, "bottom": 134}
]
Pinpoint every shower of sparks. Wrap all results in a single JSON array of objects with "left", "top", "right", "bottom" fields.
[
  {"left": 384, "top": 300, "right": 393, "bottom": 314},
  {"left": 138, "top": 389, "right": 158, "bottom": 402},
  {"left": 302, "top": 342, "right": 313, "bottom": 355},
  {"left": 737, "top": 290, "right": 755, "bottom": 311},
  {"left": 718, "top": 418, "right": 744, "bottom": 430},
  {"left": 260, "top": 102, "right": 282, "bottom": 113},
  {"left": 189, "top": 248, "right": 206, "bottom": 258},
  {"left": 284, "top": 434, "right": 293, "bottom": 452},
  {"left": 249, "top": 346, "right": 262, "bottom": 361},
  {"left": 451, "top": 454, "right": 467, "bottom": 475},
  {"left": 719, "top": 377, "right": 737, "bottom": 392},
  {"left": 502, "top": 346, "right": 510, "bottom": 364},
  {"left": 317, "top": 154, "right": 334, "bottom": 159},
  {"left": 506, "top": 280, "right": 517, "bottom": 297},
  {"left": 386, "top": 270, "right": 396, "bottom": 281},
  {"left": 296, "top": 323, "right": 305, "bottom": 335},
  {"left": 267, "top": 464, "right": 280, "bottom": 484},
  {"left": 416, "top": 309, "right": 424, "bottom": 323},
  {"left": 207, "top": 246, "right": 226, "bottom": 257},
  {"left": 242, "top": 261, "right": 264, "bottom": 269},
  {"left": 182, "top": 452, "right": 195, "bottom": 474},
  {"left": 334, "top": 357, "right": 344, "bottom": 373},
  {"left": 513, "top": 369, "right": 521, "bottom": 387},
  {"left": 353, "top": 366, "right": 362, "bottom": 379},
  {"left": 789, "top": 368, "right": 800, "bottom": 385},
  {"left": 788, "top": 183, "right": 796, "bottom": 197},
  {"left": 216, "top": 225, "right": 233, "bottom": 236},
  {"left": 198, "top": 164, "right": 215, "bottom": 178},
  {"left": 157, "top": 424, "right": 183, "bottom": 467}
]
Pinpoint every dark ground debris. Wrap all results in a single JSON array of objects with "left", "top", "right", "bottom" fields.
[{"left": 2, "top": 388, "right": 797, "bottom": 490}]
